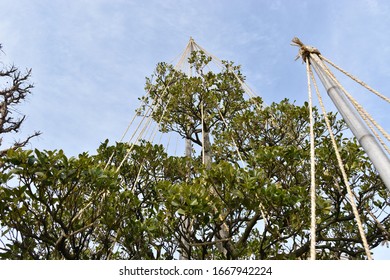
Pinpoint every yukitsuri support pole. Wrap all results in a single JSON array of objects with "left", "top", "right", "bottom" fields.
[
  {"left": 179, "top": 38, "right": 197, "bottom": 260},
  {"left": 309, "top": 54, "right": 390, "bottom": 192}
]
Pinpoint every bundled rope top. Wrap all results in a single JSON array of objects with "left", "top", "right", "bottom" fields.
[{"left": 291, "top": 37, "right": 321, "bottom": 63}]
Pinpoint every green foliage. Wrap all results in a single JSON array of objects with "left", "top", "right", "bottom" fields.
[
  {"left": 0, "top": 148, "right": 116, "bottom": 259},
  {"left": 1, "top": 51, "right": 389, "bottom": 260},
  {"left": 140, "top": 50, "right": 248, "bottom": 146}
]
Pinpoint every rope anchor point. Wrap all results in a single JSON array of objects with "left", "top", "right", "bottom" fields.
[{"left": 291, "top": 37, "right": 321, "bottom": 63}]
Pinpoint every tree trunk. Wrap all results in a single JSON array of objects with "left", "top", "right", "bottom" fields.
[
  {"left": 202, "top": 130, "right": 212, "bottom": 169},
  {"left": 179, "top": 137, "right": 192, "bottom": 260},
  {"left": 202, "top": 128, "right": 230, "bottom": 257}
]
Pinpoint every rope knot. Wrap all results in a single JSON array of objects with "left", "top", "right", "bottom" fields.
[{"left": 291, "top": 37, "right": 321, "bottom": 63}]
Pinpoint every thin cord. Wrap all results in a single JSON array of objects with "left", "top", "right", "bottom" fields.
[
  {"left": 309, "top": 64, "right": 373, "bottom": 260},
  {"left": 319, "top": 55, "right": 390, "bottom": 103},
  {"left": 306, "top": 58, "right": 317, "bottom": 260}
]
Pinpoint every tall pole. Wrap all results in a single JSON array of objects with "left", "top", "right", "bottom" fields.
[
  {"left": 310, "top": 54, "right": 390, "bottom": 192},
  {"left": 179, "top": 38, "right": 196, "bottom": 260}
]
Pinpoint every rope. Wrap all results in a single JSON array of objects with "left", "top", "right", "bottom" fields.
[
  {"left": 306, "top": 58, "right": 317, "bottom": 260},
  {"left": 104, "top": 112, "right": 138, "bottom": 169},
  {"left": 188, "top": 40, "right": 240, "bottom": 257},
  {"left": 258, "top": 202, "right": 269, "bottom": 227},
  {"left": 313, "top": 56, "right": 390, "bottom": 157},
  {"left": 116, "top": 109, "right": 154, "bottom": 172},
  {"left": 131, "top": 103, "right": 172, "bottom": 188},
  {"left": 193, "top": 40, "right": 274, "bottom": 250},
  {"left": 165, "top": 132, "right": 171, "bottom": 153},
  {"left": 354, "top": 106, "right": 390, "bottom": 155},
  {"left": 122, "top": 93, "right": 175, "bottom": 191},
  {"left": 291, "top": 37, "right": 321, "bottom": 63},
  {"left": 174, "top": 134, "right": 179, "bottom": 156},
  {"left": 192, "top": 39, "right": 265, "bottom": 109},
  {"left": 152, "top": 94, "right": 174, "bottom": 143},
  {"left": 307, "top": 52, "right": 390, "bottom": 239},
  {"left": 365, "top": 205, "right": 390, "bottom": 239},
  {"left": 231, "top": 71, "right": 264, "bottom": 110},
  {"left": 119, "top": 36, "right": 190, "bottom": 169},
  {"left": 176, "top": 39, "right": 194, "bottom": 70},
  {"left": 355, "top": 106, "right": 390, "bottom": 155},
  {"left": 217, "top": 108, "right": 245, "bottom": 165},
  {"left": 109, "top": 71, "right": 181, "bottom": 258},
  {"left": 115, "top": 37, "right": 194, "bottom": 191},
  {"left": 319, "top": 55, "right": 390, "bottom": 104},
  {"left": 309, "top": 66, "right": 373, "bottom": 260},
  {"left": 201, "top": 100, "right": 205, "bottom": 165},
  {"left": 117, "top": 67, "right": 182, "bottom": 172},
  {"left": 84, "top": 50, "right": 186, "bottom": 258},
  {"left": 318, "top": 58, "right": 390, "bottom": 144}
]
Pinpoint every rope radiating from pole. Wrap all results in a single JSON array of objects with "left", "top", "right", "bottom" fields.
[
  {"left": 319, "top": 61, "right": 390, "bottom": 143},
  {"left": 306, "top": 58, "right": 317, "bottom": 260},
  {"left": 104, "top": 112, "right": 139, "bottom": 169},
  {"left": 217, "top": 108, "right": 245, "bottom": 165},
  {"left": 319, "top": 55, "right": 390, "bottom": 104},
  {"left": 292, "top": 37, "right": 381, "bottom": 259},
  {"left": 309, "top": 53, "right": 390, "bottom": 192},
  {"left": 201, "top": 100, "right": 205, "bottom": 165},
  {"left": 190, "top": 39, "right": 265, "bottom": 109},
  {"left": 308, "top": 66, "right": 373, "bottom": 260}
]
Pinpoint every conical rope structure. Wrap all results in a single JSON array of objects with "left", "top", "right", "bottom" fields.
[
  {"left": 292, "top": 37, "right": 390, "bottom": 260},
  {"left": 67, "top": 37, "right": 389, "bottom": 260},
  {"left": 102, "top": 38, "right": 270, "bottom": 259}
]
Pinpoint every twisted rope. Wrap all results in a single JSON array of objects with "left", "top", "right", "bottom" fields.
[
  {"left": 291, "top": 37, "right": 321, "bottom": 63},
  {"left": 319, "top": 59, "right": 390, "bottom": 141},
  {"left": 308, "top": 65, "right": 373, "bottom": 260},
  {"left": 306, "top": 57, "right": 317, "bottom": 260},
  {"left": 319, "top": 54, "right": 390, "bottom": 104}
]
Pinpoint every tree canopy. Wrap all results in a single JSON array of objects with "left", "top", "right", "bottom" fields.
[{"left": 0, "top": 50, "right": 389, "bottom": 259}]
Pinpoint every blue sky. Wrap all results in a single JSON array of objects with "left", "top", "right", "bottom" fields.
[{"left": 1, "top": 0, "right": 389, "bottom": 258}]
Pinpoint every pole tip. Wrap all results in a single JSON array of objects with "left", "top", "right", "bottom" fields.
[{"left": 291, "top": 37, "right": 321, "bottom": 63}]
